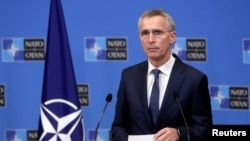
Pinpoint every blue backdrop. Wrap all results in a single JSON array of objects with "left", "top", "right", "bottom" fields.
[{"left": 0, "top": 0, "right": 250, "bottom": 140}]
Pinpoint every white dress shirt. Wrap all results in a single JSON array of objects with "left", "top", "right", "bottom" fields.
[{"left": 147, "top": 55, "right": 176, "bottom": 109}]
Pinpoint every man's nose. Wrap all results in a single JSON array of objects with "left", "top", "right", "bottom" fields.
[{"left": 148, "top": 33, "right": 156, "bottom": 42}]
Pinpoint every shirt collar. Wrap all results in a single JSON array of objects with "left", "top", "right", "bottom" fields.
[{"left": 148, "top": 54, "right": 175, "bottom": 76}]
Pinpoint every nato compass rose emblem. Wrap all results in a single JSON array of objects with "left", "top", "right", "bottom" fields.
[{"left": 39, "top": 99, "right": 84, "bottom": 141}]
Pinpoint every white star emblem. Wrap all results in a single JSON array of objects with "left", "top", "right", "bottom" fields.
[
  {"left": 7, "top": 43, "right": 20, "bottom": 57},
  {"left": 172, "top": 43, "right": 182, "bottom": 56},
  {"left": 214, "top": 91, "right": 225, "bottom": 104},
  {"left": 39, "top": 99, "right": 84, "bottom": 141},
  {"left": 90, "top": 43, "right": 102, "bottom": 56}
]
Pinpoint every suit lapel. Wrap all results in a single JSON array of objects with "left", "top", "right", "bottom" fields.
[
  {"left": 136, "top": 61, "right": 155, "bottom": 128},
  {"left": 137, "top": 56, "right": 186, "bottom": 131},
  {"left": 156, "top": 55, "right": 185, "bottom": 129}
]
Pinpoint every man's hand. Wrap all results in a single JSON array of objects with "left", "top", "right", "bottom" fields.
[{"left": 154, "top": 127, "right": 180, "bottom": 141}]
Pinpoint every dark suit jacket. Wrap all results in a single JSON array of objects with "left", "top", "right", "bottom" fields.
[{"left": 111, "top": 54, "right": 213, "bottom": 141}]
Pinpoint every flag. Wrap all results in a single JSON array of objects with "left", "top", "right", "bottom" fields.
[{"left": 38, "top": 0, "right": 85, "bottom": 140}]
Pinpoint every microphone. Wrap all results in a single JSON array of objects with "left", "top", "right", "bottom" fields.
[
  {"left": 94, "top": 93, "right": 112, "bottom": 141},
  {"left": 173, "top": 91, "right": 190, "bottom": 141}
]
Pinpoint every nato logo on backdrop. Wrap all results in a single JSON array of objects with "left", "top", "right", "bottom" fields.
[
  {"left": 84, "top": 37, "right": 127, "bottom": 61},
  {"left": 172, "top": 38, "right": 207, "bottom": 62},
  {"left": 209, "top": 85, "right": 249, "bottom": 110},
  {"left": 88, "top": 129, "right": 110, "bottom": 141},
  {"left": 77, "top": 84, "right": 89, "bottom": 106},
  {"left": 0, "top": 85, "right": 5, "bottom": 107},
  {"left": 1, "top": 38, "right": 45, "bottom": 62},
  {"left": 5, "top": 129, "right": 37, "bottom": 141},
  {"left": 243, "top": 38, "right": 250, "bottom": 64}
]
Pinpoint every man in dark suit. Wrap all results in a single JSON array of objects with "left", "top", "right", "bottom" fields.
[{"left": 111, "top": 8, "right": 213, "bottom": 141}]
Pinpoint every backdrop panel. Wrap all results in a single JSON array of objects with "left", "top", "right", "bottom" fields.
[{"left": 0, "top": 0, "right": 250, "bottom": 140}]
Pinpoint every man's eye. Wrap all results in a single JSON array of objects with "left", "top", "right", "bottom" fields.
[
  {"left": 153, "top": 31, "right": 163, "bottom": 35},
  {"left": 141, "top": 31, "right": 149, "bottom": 36}
]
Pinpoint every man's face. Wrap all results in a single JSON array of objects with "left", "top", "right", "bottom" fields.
[{"left": 139, "top": 15, "right": 176, "bottom": 62}]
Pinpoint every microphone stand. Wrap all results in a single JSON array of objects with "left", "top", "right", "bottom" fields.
[
  {"left": 94, "top": 101, "right": 109, "bottom": 141},
  {"left": 94, "top": 93, "right": 112, "bottom": 141},
  {"left": 174, "top": 92, "right": 190, "bottom": 141}
]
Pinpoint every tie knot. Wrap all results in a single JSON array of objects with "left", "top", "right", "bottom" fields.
[{"left": 152, "top": 69, "right": 161, "bottom": 77}]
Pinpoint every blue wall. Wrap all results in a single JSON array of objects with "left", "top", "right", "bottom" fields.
[{"left": 1, "top": 0, "right": 250, "bottom": 140}]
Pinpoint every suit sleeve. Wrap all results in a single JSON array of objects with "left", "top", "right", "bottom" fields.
[
  {"left": 180, "top": 74, "right": 213, "bottom": 141},
  {"left": 111, "top": 70, "right": 130, "bottom": 141}
]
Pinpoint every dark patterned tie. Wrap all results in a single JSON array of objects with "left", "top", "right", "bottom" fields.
[{"left": 149, "top": 69, "right": 161, "bottom": 124}]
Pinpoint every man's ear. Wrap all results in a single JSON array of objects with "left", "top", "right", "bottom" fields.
[{"left": 170, "top": 31, "right": 176, "bottom": 45}]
